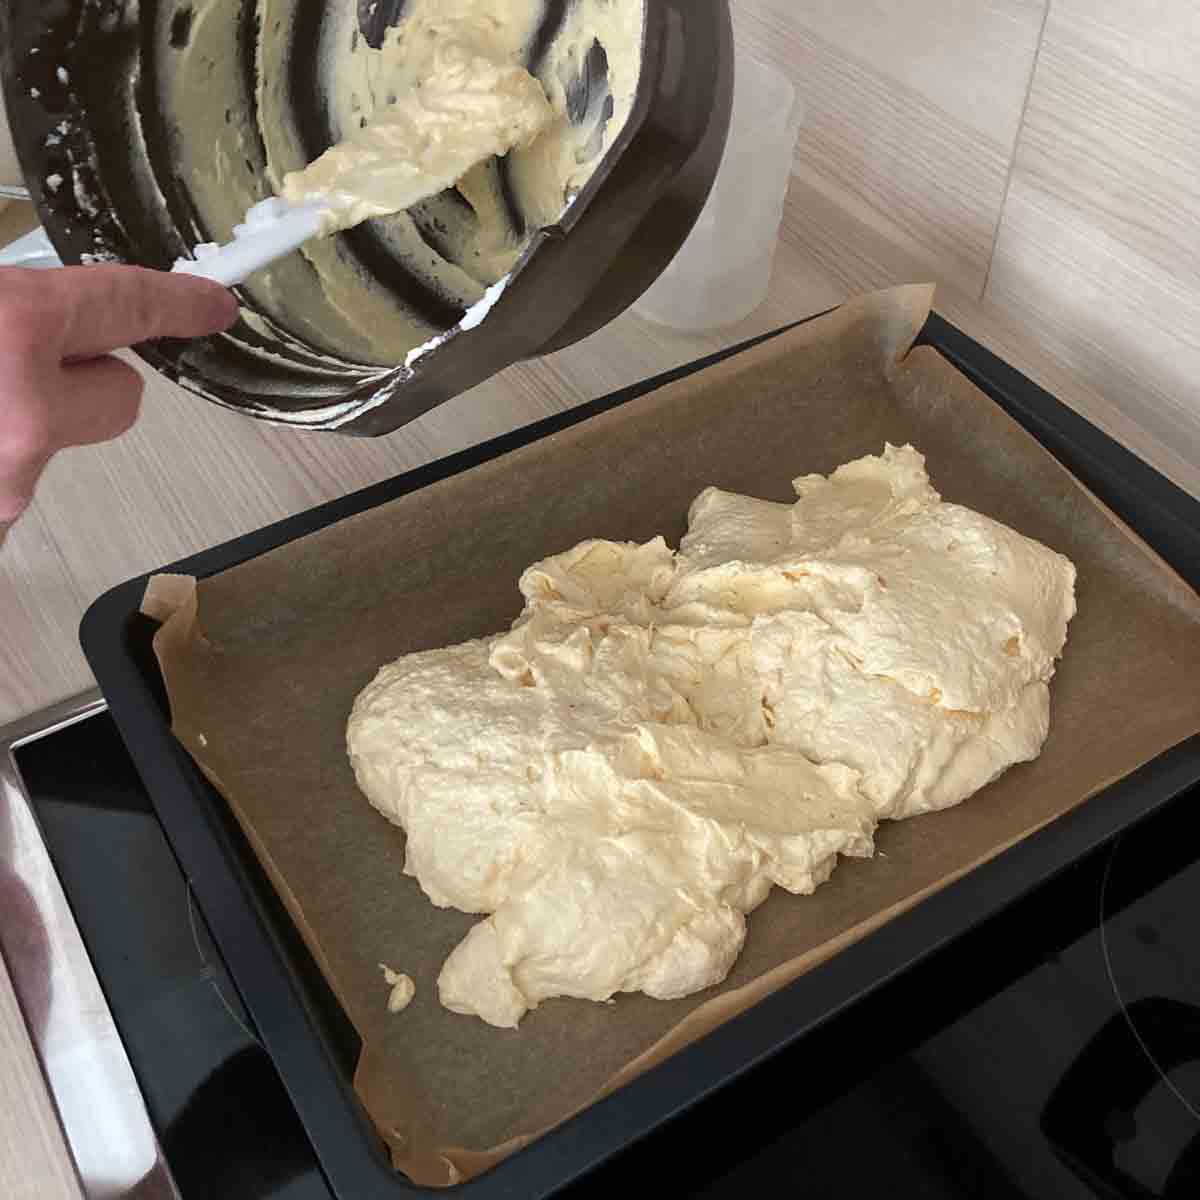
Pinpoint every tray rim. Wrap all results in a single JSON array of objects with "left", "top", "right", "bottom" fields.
[{"left": 81, "top": 310, "right": 1200, "bottom": 1198}]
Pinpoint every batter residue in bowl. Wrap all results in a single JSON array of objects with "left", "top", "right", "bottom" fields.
[{"left": 163, "top": 0, "right": 644, "bottom": 366}]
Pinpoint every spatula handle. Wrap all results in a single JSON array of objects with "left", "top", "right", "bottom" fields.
[{"left": 171, "top": 199, "right": 327, "bottom": 287}]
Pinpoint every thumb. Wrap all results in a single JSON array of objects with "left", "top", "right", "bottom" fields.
[{"left": 50, "top": 355, "right": 145, "bottom": 449}]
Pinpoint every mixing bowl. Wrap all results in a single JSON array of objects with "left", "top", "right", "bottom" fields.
[{"left": 0, "top": 0, "right": 733, "bottom": 436}]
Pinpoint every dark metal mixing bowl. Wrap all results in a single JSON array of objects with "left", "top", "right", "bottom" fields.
[{"left": 0, "top": 0, "right": 732, "bottom": 436}]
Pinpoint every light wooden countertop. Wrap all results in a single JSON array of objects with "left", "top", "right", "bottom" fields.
[{"left": 1, "top": 0, "right": 1197, "bottom": 1192}]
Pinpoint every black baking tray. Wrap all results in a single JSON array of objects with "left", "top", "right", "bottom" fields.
[{"left": 81, "top": 313, "right": 1200, "bottom": 1198}]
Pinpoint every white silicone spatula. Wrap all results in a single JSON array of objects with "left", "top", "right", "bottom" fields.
[{"left": 170, "top": 198, "right": 329, "bottom": 288}]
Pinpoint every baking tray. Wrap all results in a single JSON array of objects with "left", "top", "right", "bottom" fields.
[{"left": 81, "top": 312, "right": 1200, "bottom": 1197}]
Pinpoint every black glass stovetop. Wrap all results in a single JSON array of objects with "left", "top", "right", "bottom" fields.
[{"left": 17, "top": 712, "right": 1200, "bottom": 1200}]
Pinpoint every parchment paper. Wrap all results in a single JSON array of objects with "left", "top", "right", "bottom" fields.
[{"left": 144, "top": 286, "right": 1200, "bottom": 1186}]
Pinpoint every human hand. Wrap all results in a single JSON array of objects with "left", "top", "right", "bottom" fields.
[{"left": 0, "top": 264, "right": 237, "bottom": 542}]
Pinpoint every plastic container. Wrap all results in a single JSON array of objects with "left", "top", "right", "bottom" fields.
[
  {"left": 635, "top": 51, "right": 803, "bottom": 333},
  {"left": 0, "top": 226, "right": 60, "bottom": 269}
]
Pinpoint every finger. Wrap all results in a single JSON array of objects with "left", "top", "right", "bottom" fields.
[
  {"left": 49, "top": 266, "right": 238, "bottom": 360},
  {"left": 50, "top": 355, "right": 144, "bottom": 449},
  {"left": 0, "top": 355, "right": 143, "bottom": 535}
]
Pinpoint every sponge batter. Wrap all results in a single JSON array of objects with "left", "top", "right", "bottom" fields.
[
  {"left": 280, "top": 16, "right": 554, "bottom": 233},
  {"left": 347, "top": 446, "right": 1077, "bottom": 1028}
]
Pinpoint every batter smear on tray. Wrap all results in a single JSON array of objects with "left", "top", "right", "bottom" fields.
[{"left": 347, "top": 446, "right": 1077, "bottom": 1028}]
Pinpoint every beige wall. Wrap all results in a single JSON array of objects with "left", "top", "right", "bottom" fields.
[{"left": 733, "top": 0, "right": 1200, "bottom": 496}]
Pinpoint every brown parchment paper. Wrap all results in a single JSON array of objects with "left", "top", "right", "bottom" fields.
[{"left": 143, "top": 286, "right": 1200, "bottom": 1187}]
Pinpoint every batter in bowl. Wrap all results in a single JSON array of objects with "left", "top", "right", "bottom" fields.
[{"left": 164, "top": 0, "right": 645, "bottom": 365}]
